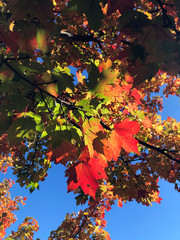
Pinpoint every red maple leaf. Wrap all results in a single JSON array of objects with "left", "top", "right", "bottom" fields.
[
  {"left": 131, "top": 89, "right": 142, "bottom": 105},
  {"left": 66, "top": 147, "right": 107, "bottom": 198},
  {"left": 110, "top": 118, "right": 140, "bottom": 160}
]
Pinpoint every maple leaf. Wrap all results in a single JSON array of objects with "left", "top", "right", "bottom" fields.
[
  {"left": 150, "top": 191, "right": 162, "bottom": 204},
  {"left": 76, "top": 71, "right": 85, "bottom": 84},
  {"left": 83, "top": 118, "right": 104, "bottom": 157},
  {"left": 96, "top": 68, "right": 125, "bottom": 101},
  {"left": 131, "top": 89, "right": 142, "bottom": 105},
  {"left": 102, "top": 139, "right": 117, "bottom": 162},
  {"left": 66, "top": 147, "right": 107, "bottom": 198},
  {"left": 110, "top": 118, "right": 140, "bottom": 160},
  {"left": 47, "top": 140, "right": 77, "bottom": 166}
]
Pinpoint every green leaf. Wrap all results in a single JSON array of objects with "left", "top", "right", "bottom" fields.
[
  {"left": 86, "top": 64, "right": 102, "bottom": 91},
  {"left": 8, "top": 92, "right": 29, "bottom": 112},
  {"left": 89, "top": 97, "right": 103, "bottom": 108},
  {"left": 26, "top": 181, "right": 39, "bottom": 193},
  {"left": 82, "top": 0, "right": 104, "bottom": 31},
  {"left": 53, "top": 68, "right": 75, "bottom": 93},
  {"left": 36, "top": 123, "right": 44, "bottom": 133},
  {"left": 21, "top": 111, "right": 41, "bottom": 125},
  {"left": 15, "top": 61, "right": 45, "bottom": 76},
  {"left": 62, "top": 0, "right": 78, "bottom": 13},
  {"left": 7, "top": 117, "right": 36, "bottom": 146},
  {"left": 0, "top": 114, "right": 12, "bottom": 136},
  {"left": 177, "top": 87, "right": 180, "bottom": 95},
  {"left": 132, "top": 110, "right": 145, "bottom": 120},
  {"left": 78, "top": 98, "right": 98, "bottom": 116}
]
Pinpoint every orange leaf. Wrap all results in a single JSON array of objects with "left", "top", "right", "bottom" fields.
[
  {"left": 117, "top": 198, "right": 123, "bottom": 207},
  {"left": 151, "top": 191, "right": 162, "bottom": 204},
  {"left": 142, "top": 116, "right": 152, "bottom": 129},
  {"left": 76, "top": 71, "right": 85, "bottom": 84},
  {"left": 102, "top": 139, "right": 117, "bottom": 162},
  {"left": 98, "top": 59, "right": 112, "bottom": 73},
  {"left": 110, "top": 118, "right": 140, "bottom": 160}
]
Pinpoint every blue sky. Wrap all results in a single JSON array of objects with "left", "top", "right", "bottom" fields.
[{"left": 2, "top": 92, "right": 180, "bottom": 240}]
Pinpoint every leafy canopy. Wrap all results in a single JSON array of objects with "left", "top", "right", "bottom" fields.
[{"left": 0, "top": 0, "right": 180, "bottom": 239}]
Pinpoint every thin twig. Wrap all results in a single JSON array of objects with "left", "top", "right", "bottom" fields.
[
  {"left": 40, "top": 91, "right": 54, "bottom": 117},
  {"left": 72, "top": 206, "right": 97, "bottom": 238},
  {"left": 157, "top": 0, "right": 180, "bottom": 34},
  {"left": 35, "top": 80, "right": 57, "bottom": 86},
  {"left": 4, "top": 56, "right": 30, "bottom": 61}
]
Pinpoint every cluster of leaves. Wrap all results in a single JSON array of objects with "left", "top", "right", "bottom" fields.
[
  {"left": 0, "top": 0, "right": 180, "bottom": 238},
  {"left": 0, "top": 156, "right": 39, "bottom": 239},
  {"left": 0, "top": 178, "right": 22, "bottom": 239},
  {"left": 6, "top": 217, "right": 39, "bottom": 240}
]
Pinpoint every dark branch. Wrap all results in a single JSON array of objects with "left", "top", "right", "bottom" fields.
[
  {"left": 59, "top": 31, "right": 100, "bottom": 43},
  {"left": 2, "top": 59, "right": 78, "bottom": 110},
  {"left": 157, "top": 0, "right": 180, "bottom": 34},
  {"left": 40, "top": 91, "right": 54, "bottom": 117},
  {"left": 137, "top": 138, "right": 180, "bottom": 163},
  {"left": 34, "top": 80, "right": 57, "bottom": 86},
  {"left": 59, "top": 31, "right": 108, "bottom": 56},
  {"left": 100, "top": 121, "right": 111, "bottom": 131},
  {"left": 4, "top": 56, "right": 30, "bottom": 61}
]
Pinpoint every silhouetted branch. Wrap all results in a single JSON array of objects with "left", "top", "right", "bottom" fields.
[
  {"left": 40, "top": 91, "right": 54, "bottom": 117},
  {"left": 2, "top": 59, "right": 78, "bottom": 110},
  {"left": 137, "top": 138, "right": 180, "bottom": 163},
  {"left": 157, "top": 0, "right": 180, "bottom": 34}
]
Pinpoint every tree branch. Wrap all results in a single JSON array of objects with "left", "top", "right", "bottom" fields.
[
  {"left": 2, "top": 59, "right": 78, "bottom": 110},
  {"left": 59, "top": 31, "right": 107, "bottom": 56},
  {"left": 40, "top": 91, "right": 54, "bottom": 117},
  {"left": 157, "top": 0, "right": 180, "bottom": 34},
  {"left": 59, "top": 31, "right": 100, "bottom": 43},
  {"left": 137, "top": 138, "right": 180, "bottom": 163},
  {"left": 71, "top": 206, "right": 97, "bottom": 238}
]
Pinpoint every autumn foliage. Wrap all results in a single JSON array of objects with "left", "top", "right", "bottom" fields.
[{"left": 0, "top": 0, "right": 180, "bottom": 239}]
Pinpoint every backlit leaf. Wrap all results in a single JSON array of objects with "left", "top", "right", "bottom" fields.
[
  {"left": 66, "top": 147, "right": 107, "bottom": 198},
  {"left": 110, "top": 118, "right": 140, "bottom": 160},
  {"left": 83, "top": 118, "right": 104, "bottom": 157}
]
